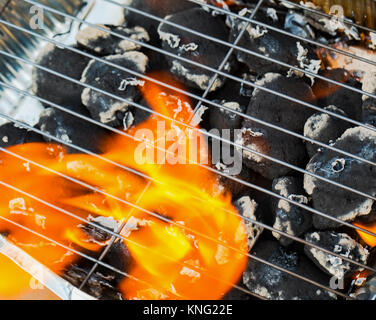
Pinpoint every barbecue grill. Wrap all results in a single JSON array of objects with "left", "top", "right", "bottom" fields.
[{"left": 0, "top": 0, "right": 375, "bottom": 301}]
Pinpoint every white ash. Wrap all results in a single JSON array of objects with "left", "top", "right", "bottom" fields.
[
  {"left": 266, "top": 8, "right": 278, "bottom": 22},
  {"left": 234, "top": 196, "right": 263, "bottom": 251},
  {"left": 171, "top": 60, "right": 223, "bottom": 91},
  {"left": 305, "top": 231, "right": 369, "bottom": 279},
  {"left": 118, "top": 78, "right": 145, "bottom": 91},
  {"left": 295, "top": 42, "right": 321, "bottom": 84},
  {"left": 190, "top": 105, "right": 208, "bottom": 126}
]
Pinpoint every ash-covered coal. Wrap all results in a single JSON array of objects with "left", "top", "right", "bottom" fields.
[
  {"left": 361, "top": 72, "right": 376, "bottom": 126},
  {"left": 237, "top": 73, "right": 315, "bottom": 179},
  {"left": 123, "top": 0, "right": 197, "bottom": 43},
  {"left": 243, "top": 240, "right": 336, "bottom": 300},
  {"left": 304, "top": 105, "right": 353, "bottom": 158},
  {"left": 234, "top": 196, "right": 263, "bottom": 251},
  {"left": 38, "top": 105, "right": 108, "bottom": 154},
  {"left": 271, "top": 176, "right": 312, "bottom": 246},
  {"left": 158, "top": 8, "right": 234, "bottom": 92},
  {"left": 209, "top": 79, "right": 249, "bottom": 131},
  {"left": 32, "top": 43, "right": 91, "bottom": 107},
  {"left": 0, "top": 122, "right": 44, "bottom": 148},
  {"left": 304, "top": 126, "right": 376, "bottom": 229},
  {"left": 312, "top": 69, "right": 363, "bottom": 121},
  {"left": 81, "top": 51, "right": 148, "bottom": 126},
  {"left": 229, "top": 9, "right": 320, "bottom": 75},
  {"left": 304, "top": 231, "right": 369, "bottom": 279},
  {"left": 76, "top": 25, "right": 150, "bottom": 56}
]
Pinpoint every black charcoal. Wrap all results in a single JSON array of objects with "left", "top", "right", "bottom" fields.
[
  {"left": 237, "top": 73, "right": 315, "bottom": 179},
  {"left": 76, "top": 25, "right": 149, "bottom": 56},
  {"left": 158, "top": 8, "right": 234, "bottom": 91},
  {"left": 271, "top": 176, "right": 312, "bottom": 246},
  {"left": 209, "top": 79, "right": 249, "bottom": 131},
  {"left": 304, "top": 231, "right": 369, "bottom": 279},
  {"left": 361, "top": 72, "right": 376, "bottom": 126},
  {"left": 304, "top": 126, "right": 376, "bottom": 229},
  {"left": 229, "top": 10, "right": 320, "bottom": 75},
  {"left": 38, "top": 106, "right": 108, "bottom": 154},
  {"left": 304, "top": 105, "right": 353, "bottom": 158},
  {"left": 124, "top": 0, "right": 197, "bottom": 43},
  {"left": 0, "top": 122, "right": 44, "bottom": 148},
  {"left": 243, "top": 240, "right": 336, "bottom": 300},
  {"left": 312, "top": 69, "right": 363, "bottom": 121},
  {"left": 234, "top": 196, "right": 263, "bottom": 251},
  {"left": 81, "top": 51, "right": 148, "bottom": 126},
  {"left": 32, "top": 43, "right": 91, "bottom": 107}
]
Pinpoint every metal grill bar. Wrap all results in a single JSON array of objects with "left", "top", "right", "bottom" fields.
[
  {"left": 1, "top": 49, "right": 376, "bottom": 234},
  {"left": 2, "top": 20, "right": 376, "bottom": 173},
  {"left": 191, "top": 0, "right": 265, "bottom": 115},
  {"left": 17, "top": 0, "right": 376, "bottom": 128},
  {"left": 0, "top": 0, "right": 374, "bottom": 300},
  {"left": 278, "top": 0, "right": 376, "bottom": 33},
  {"left": 1, "top": 81, "right": 376, "bottom": 272},
  {"left": 1, "top": 45, "right": 375, "bottom": 210},
  {"left": 0, "top": 90, "right": 362, "bottom": 300},
  {"left": 0, "top": 165, "right": 353, "bottom": 300}
]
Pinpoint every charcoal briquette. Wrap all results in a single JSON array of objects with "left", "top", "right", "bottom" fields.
[
  {"left": 361, "top": 71, "right": 376, "bottom": 127},
  {"left": 271, "top": 176, "right": 312, "bottom": 246},
  {"left": 304, "top": 105, "right": 353, "bottom": 158},
  {"left": 123, "top": 0, "right": 197, "bottom": 43},
  {"left": 229, "top": 10, "right": 320, "bottom": 75},
  {"left": 304, "top": 231, "right": 369, "bottom": 279},
  {"left": 237, "top": 73, "right": 315, "bottom": 179},
  {"left": 0, "top": 122, "right": 44, "bottom": 148},
  {"left": 76, "top": 25, "right": 150, "bottom": 56},
  {"left": 81, "top": 51, "right": 148, "bottom": 126},
  {"left": 304, "top": 126, "right": 376, "bottom": 229},
  {"left": 312, "top": 69, "right": 363, "bottom": 121},
  {"left": 38, "top": 105, "right": 109, "bottom": 154},
  {"left": 32, "top": 43, "right": 91, "bottom": 107},
  {"left": 158, "top": 8, "right": 234, "bottom": 92},
  {"left": 234, "top": 196, "right": 263, "bottom": 251},
  {"left": 243, "top": 240, "right": 336, "bottom": 300}
]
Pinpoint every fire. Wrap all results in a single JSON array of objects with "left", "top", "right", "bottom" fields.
[
  {"left": 0, "top": 72, "right": 248, "bottom": 299},
  {"left": 354, "top": 222, "right": 376, "bottom": 247}
]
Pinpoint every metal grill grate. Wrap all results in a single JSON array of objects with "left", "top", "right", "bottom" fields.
[{"left": 0, "top": 0, "right": 375, "bottom": 300}]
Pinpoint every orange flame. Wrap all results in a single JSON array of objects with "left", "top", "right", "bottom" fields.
[
  {"left": 0, "top": 72, "right": 248, "bottom": 299},
  {"left": 354, "top": 222, "right": 376, "bottom": 247}
]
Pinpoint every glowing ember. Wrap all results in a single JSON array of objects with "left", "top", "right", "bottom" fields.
[{"left": 0, "top": 72, "right": 248, "bottom": 299}]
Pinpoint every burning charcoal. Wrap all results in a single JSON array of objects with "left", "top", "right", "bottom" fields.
[
  {"left": 81, "top": 51, "right": 148, "bottom": 126},
  {"left": 271, "top": 176, "right": 312, "bottom": 246},
  {"left": 32, "top": 43, "right": 91, "bottom": 107},
  {"left": 229, "top": 10, "right": 320, "bottom": 75},
  {"left": 304, "top": 126, "right": 376, "bottom": 229},
  {"left": 312, "top": 69, "right": 363, "bottom": 121},
  {"left": 304, "top": 105, "right": 353, "bottom": 158},
  {"left": 304, "top": 231, "right": 369, "bottom": 280},
  {"left": 361, "top": 72, "right": 376, "bottom": 126},
  {"left": 158, "top": 8, "right": 234, "bottom": 92},
  {"left": 76, "top": 25, "right": 150, "bottom": 56},
  {"left": 216, "top": 162, "right": 253, "bottom": 196},
  {"left": 237, "top": 73, "right": 315, "bottom": 179},
  {"left": 209, "top": 79, "right": 249, "bottom": 131},
  {"left": 234, "top": 196, "right": 263, "bottom": 251},
  {"left": 0, "top": 122, "right": 44, "bottom": 148},
  {"left": 243, "top": 240, "right": 336, "bottom": 300},
  {"left": 38, "top": 106, "right": 108, "bottom": 154},
  {"left": 124, "top": 0, "right": 197, "bottom": 43}
]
